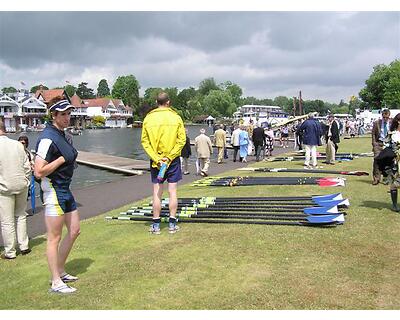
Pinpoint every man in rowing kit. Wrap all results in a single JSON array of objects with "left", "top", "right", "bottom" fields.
[{"left": 141, "top": 92, "right": 186, "bottom": 234}]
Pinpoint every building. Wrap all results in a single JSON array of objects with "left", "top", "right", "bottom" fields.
[{"left": 82, "top": 97, "right": 133, "bottom": 128}]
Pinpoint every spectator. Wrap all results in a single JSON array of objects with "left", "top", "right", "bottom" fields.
[
  {"left": 371, "top": 109, "right": 391, "bottom": 185},
  {"left": 239, "top": 125, "right": 249, "bottom": 162},
  {"left": 141, "top": 92, "right": 186, "bottom": 235},
  {"left": 252, "top": 123, "right": 266, "bottom": 162},
  {"left": 194, "top": 128, "right": 213, "bottom": 177},
  {"left": 296, "top": 113, "right": 323, "bottom": 169},
  {"left": 230, "top": 124, "right": 241, "bottom": 162},
  {"left": 180, "top": 128, "right": 191, "bottom": 175},
  {"left": 324, "top": 114, "right": 340, "bottom": 165},
  {"left": 214, "top": 124, "right": 226, "bottom": 164},
  {"left": 0, "top": 119, "right": 31, "bottom": 260}
]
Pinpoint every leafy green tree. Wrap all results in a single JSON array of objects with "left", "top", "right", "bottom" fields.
[
  {"left": 176, "top": 87, "right": 197, "bottom": 111},
  {"left": 164, "top": 87, "right": 179, "bottom": 109},
  {"left": 186, "top": 95, "right": 204, "bottom": 120},
  {"left": 76, "top": 82, "right": 95, "bottom": 99},
  {"left": 202, "top": 90, "right": 236, "bottom": 118},
  {"left": 97, "top": 79, "right": 110, "bottom": 97},
  {"left": 220, "top": 81, "right": 243, "bottom": 106},
  {"left": 143, "top": 87, "right": 163, "bottom": 108},
  {"left": 383, "top": 60, "right": 400, "bottom": 108},
  {"left": 198, "top": 78, "right": 220, "bottom": 96},
  {"left": 359, "top": 60, "right": 400, "bottom": 109},
  {"left": 64, "top": 84, "right": 77, "bottom": 97},
  {"left": 30, "top": 84, "right": 48, "bottom": 93},
  {"left": 1, "top": 87, "right": 17, "bottom": 95},
  {"left": 112, "top": 75, "right": 140, "bottom": 113}
]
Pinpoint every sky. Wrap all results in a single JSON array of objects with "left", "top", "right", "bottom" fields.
[{"left": 0, "top": 8, "right": 399, "bottom": 104}]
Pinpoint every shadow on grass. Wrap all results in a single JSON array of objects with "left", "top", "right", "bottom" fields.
[
  {"left": 361, "top": 200, "right": 390, "bottom": 210},
  {"left": 29, "top": 236, "right": 46, "bottom": 249},
  {"left": 65, "top": 257, "right": 94, "bottom": 276}
]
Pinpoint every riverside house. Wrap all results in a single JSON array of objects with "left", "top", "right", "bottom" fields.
[
  {"left": 0, "top": 88, "right": 133, "bottom": 132},
  {"left": 82, "top": 97, "right": 133, "bottom": 128}
]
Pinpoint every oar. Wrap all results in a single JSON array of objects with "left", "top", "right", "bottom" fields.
[
  {"left": 121, "top": 211, "right": 323, "bottom": 220},
  {"left": 127, "top": 201, "right": 344, "bottom": 216},
  {"left": 161, "top": 193, "right": 345, "bottom": 203},
  {"left": 191, "top": 177, "right": 345, "bottom": 187},
  {"left": 134, "top": 199, "right": 348, "bottom": 212},
  {"left": 105, "top": 214, "right": 345, "bottom": 226},
  {"left": 237, "top": 167, "right": 369, "bottom": 176}
]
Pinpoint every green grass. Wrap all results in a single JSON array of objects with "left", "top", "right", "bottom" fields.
[{"left": 1, "top": 136, "right": 399, "bottom": 309}]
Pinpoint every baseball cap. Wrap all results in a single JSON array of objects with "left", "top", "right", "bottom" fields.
[{"left": 48, "top": 100, "right": 75, "bottom": 112}]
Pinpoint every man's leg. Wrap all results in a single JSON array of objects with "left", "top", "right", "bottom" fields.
[
  {"left": 311, "top": 145, "right": 317, "bottom": 167},
  {"left": 14, "top": 189, "right": 29, "bottom": 252},
  {"left": 0, "top": 194, "right": 17, "bottom": 258},
  {"left": 304, "top": 145, "right": 311, "bottom": 167},
  {"left": 233, "top": 146, "right": 239, "bottom": 162},
  {"left": 167, "top": 182, "right": 179, "bottom": 233},
  {"left": 150, "top": 183, "right": 163, "bottom": 234},
  {"left": 217, "top": 147, "right": 224, "bottom": 163}
]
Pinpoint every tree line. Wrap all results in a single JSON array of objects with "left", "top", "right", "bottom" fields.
[{"left": 2, "top": 59, "right": 398, "bottom": 121}]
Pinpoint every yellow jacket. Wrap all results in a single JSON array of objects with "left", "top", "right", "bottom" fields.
[{"left": 141, "top": 107, "right": 186, "bottom": 168}]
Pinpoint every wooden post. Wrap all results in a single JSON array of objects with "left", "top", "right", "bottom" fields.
[
  {"left": 292, "top": 97, "right": 297, "bottom": 116},
  {"left": 299, "top": 91, "right": 303, "bottom": 115}
]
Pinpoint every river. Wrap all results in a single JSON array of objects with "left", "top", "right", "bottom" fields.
[{"left": 8, "top": 125, "right": 217, "bottom": 189}]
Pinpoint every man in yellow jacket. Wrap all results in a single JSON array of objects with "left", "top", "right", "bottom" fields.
[{"left": 141, "top": 92, "right": 186, "bottom": 234}]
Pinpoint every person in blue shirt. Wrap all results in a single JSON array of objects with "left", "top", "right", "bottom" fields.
[
  {"left": 296, "top": 113, "right": 323, "bottom": 169},
  {"left": 34, "top": 97, "right": 80, "bottom": 294}
]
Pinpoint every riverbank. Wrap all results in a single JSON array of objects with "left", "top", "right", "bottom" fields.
[{"left": 0, "top": 143, "right": 293, "bottom": 245}]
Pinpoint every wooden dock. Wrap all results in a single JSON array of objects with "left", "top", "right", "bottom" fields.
[{"left": 77, "top": 150, "right": 149, "bottom": 175}]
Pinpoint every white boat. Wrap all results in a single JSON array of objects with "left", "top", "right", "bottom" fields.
[{"left": 233, "top": 105, "right": 289, "bottom": 127}]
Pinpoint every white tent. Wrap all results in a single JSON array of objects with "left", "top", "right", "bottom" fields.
[{"left": 205, "top": 115, "right": 215, "bottom": 121}]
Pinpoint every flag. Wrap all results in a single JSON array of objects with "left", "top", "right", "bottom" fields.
[
  {"left": 20, "top": 81, "right": 26, "bottom": 86},
  {"left": 66, "top": 80, "right": 70, "bottom": 84}
]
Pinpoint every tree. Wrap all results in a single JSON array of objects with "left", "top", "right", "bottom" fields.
[
  {"left": 176, "top": 87, "right": 197, "bottom": 115},
  {"left": 97, "top": 79, "right": 110, "bottom": 97},
  {"left": 1, "top": 87, "right": 17, "bottom": 95},
  {"left": 220, "top": 81, "right": 243, "bottom": 106},
  {"left": 359, "top": 60, "right": 400, "bottom": 109},
  {"left": 30, "top": 84, "right": 48, "bottom": 93},
  {"left": 198, "top": 78, "right": 220, "bottom": 96},
  {"left": 382, "top": 60, "right": 400, "bottom": 108},
  {"left": 91, "top": 115, "right": 105, "bottom": 127},
  {"left": 112, "top": 75, "right": 140, "bottom": 113},
  {"left": 64, "top": 84, "right": 77, "bottom": 97},
  {"left": 202, "top": 90, "right": 236, "bottom": 118},
  {"left": 76, "top": 82, "right": 95, "bottom": 99},
  {"left": 143, "top": 87, "right": 163, "bottom": 108}
]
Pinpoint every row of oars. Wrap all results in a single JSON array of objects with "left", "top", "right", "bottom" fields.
[{"left": 105, "top": 193, "right": 349, "bottom": 227}]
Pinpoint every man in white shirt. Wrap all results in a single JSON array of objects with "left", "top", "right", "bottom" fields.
[
  {"left": 230, "top": 124, "right": 241, "bottom": 162},
  {"left": 0, "top": 119, "right": 31, "bottom": 259}
]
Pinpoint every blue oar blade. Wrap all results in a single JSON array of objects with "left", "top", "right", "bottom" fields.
[
  {"left": 306, "top": 214, "right": 344, "bottom": 224},
  {"left": 312, "top": 193, "right": 343, "bottom": 202},
  {"left": 315, "top": 198, "right": 350, "bottom": 208},
  {"left": 304, "top": 205, "right": 339, "bottom": 215}
]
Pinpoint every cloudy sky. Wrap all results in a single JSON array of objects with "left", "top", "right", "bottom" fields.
[{"left": 0, "top": 10, "right": 399, "bottom": 103}]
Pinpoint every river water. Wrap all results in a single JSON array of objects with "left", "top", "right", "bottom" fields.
[{"left": 8, "top": 125, "right": 216, "bottom": 189}]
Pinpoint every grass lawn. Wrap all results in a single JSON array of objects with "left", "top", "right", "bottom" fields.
[{"left": 1, "top": 136, "right": 399, "bottom": 309}]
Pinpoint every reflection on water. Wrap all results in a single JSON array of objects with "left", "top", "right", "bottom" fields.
[{"left": 9, "top": 125, "right": 215, "bottom": 189}]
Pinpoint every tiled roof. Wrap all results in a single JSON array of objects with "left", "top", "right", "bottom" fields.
[
  {"left": 71, "top": 94, "right": 84, "bottom": 108},
  {"left": 35, "top": 89, "right": 67, "bottom": 104},
  {"left": 82, "top": 97, "right": 112, "bottom": 108}
]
